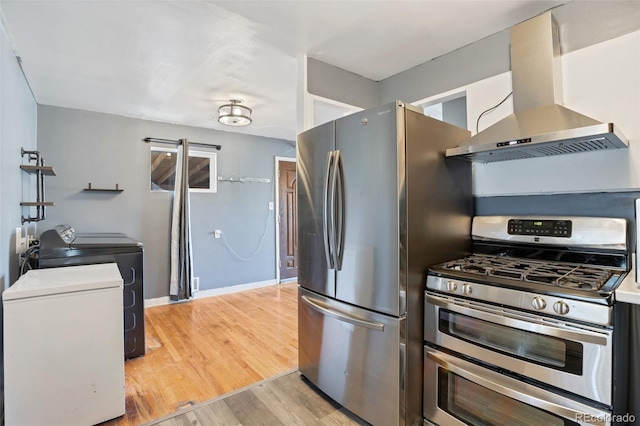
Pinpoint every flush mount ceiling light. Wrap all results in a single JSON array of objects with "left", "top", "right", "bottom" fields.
[{"left": 218, "top": 99, "right": 252, "bottom": 127}]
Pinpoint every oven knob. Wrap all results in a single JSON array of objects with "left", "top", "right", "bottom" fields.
[
  {"left": 531, "top": 297, "right": 547, "bottom": 310},
  {"left": 554, "top": 301, "right": 570, "bottom": 315},
  {"left": 446, "top": 281, "right": 457, "bottom": 292},
  {"left": 462, "top": 284, "right": 473, "bottom": 295}
]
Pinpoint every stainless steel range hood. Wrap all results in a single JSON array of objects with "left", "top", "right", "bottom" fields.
[{"left": 446, "top": 12, "right": 628, "bottom": 163}]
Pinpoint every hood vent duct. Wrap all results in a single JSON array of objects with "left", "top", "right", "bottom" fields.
[{"left": 446, "top": 12, "right": 628, "bottom": 163}]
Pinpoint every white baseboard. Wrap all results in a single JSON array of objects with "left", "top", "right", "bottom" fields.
[
  {"left": 144, "top": 279, "right": 278, "bottom": 308},
  {"left": 193, "top": 279, "right": 278, "bottom": 300},
  {"left": 144, "top": 296, "right": 172, "bottom": 308}
]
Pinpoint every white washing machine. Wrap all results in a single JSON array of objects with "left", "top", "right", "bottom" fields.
[{"left": 3, "top": 263, "right": 125, "bottom": 425}]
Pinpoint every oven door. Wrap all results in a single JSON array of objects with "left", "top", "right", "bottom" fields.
[
  {"left": 424, "top": 346, "right": 611, "bottom": 426},
  {"left": 425, "top": 292, "right": 613, "bottom": 405}
]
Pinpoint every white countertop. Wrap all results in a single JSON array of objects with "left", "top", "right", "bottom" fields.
[
  {"left": 3, "top": 263, "right": 123, "bottom": 301},
  {"left": 615, "top": 254, "right": 640, "bottom": 304}
]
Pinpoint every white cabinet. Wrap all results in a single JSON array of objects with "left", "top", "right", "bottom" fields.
[{"left": 3, "top": 263, "right": 125, "bottom": 425}]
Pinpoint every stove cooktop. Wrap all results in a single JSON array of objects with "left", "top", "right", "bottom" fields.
[
  {"left": 428, "top": 215, "right": 631, "bottom": 303},
  {"left": 435, "top": 254, "right": 617, "bottom": 292}
]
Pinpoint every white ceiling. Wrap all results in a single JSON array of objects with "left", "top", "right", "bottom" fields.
[{"left": 1, "top": 0, "right": 568, "bottom": 141}]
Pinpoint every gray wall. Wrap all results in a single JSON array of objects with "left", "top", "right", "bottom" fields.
[
  {"left": 442, "top": 96, "right": 467, "bottom": 130},
  {"left": 307, "top": 57, "right": 379, "bottom": 109},
  {"left": 0, "top": 21, "right": 38, "bottom": 423},
  {"left": 305, "top": 2, "right": 640, "bottom": 115},
  {"left": 37, "top": 106, "right": 295, "bottom": 300},
  {"left": 0, "top": 26, "right": 38, "bottom": 289},
  {"left": 380, "top": 30, "right": 510, "bottom": 105},
  {"left": 378, "top": 1, "right": 640, "bottom": 106}
]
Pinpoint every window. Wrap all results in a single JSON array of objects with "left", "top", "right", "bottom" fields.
[{"left": 150, "top": 147, "right": 217, "bottom": 193}]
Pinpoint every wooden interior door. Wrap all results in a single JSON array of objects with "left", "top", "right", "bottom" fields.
[{"left": 278, "top": 161, "right": 297, "bottom": 281}]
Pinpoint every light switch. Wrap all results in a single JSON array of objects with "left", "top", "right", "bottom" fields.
[{"left": 269, "top": 202, "right": 274, "bottom": 211}]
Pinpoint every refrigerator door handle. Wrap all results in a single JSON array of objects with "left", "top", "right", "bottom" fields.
[
  {"left": 301, "top": 295, "right": 385, "bottom": 331},
  {"left": 334, "top": 150, "right": 345, "bottom": 270},
  {"left": 323, "top": 151, "right": 335, "bottom": 269}
]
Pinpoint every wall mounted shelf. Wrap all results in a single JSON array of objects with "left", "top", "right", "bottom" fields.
[
  {"left": 20, "top": 202, "right": 55, "bottom": 207},
  {"left": 83, "top": 183, "right": 123, "bottom": 192},
  {"left": 20, "top": 165, "right": 56, "bottom": 176},
  {"left": 20, "top": 148, "right": 56, "bottom": 224}
]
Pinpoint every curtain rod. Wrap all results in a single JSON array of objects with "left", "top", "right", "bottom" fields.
[{"left": 143, "top": 137, "right": 222, "bottom": 151}]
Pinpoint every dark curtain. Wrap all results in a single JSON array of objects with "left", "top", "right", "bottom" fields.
[{"left": 169, "top": 138, "right": 193, "bottom": 300}]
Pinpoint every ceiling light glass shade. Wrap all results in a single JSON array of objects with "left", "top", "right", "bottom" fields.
[{"left": 218, "top": 100, "right": 252, "bottom": 126}]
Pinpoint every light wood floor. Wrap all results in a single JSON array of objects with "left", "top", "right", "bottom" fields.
[
  {"left": 103, "top": 283, "right": 298, "bottom": 426},
  {"left": 148, "top": 371, "right": 368, "bottom": 426}
]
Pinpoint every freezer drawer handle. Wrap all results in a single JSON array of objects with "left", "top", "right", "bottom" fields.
[{"left": 301, "top": 295, "right": 385, "bottom": 331}]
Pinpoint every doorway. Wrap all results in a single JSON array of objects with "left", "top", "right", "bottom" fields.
[{"left": 275, "top": 157, "right": 297, "bottom": 283}]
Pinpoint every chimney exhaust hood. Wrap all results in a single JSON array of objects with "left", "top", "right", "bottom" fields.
[{"left": 446, "top": 12, "right": 628, "bottom": 163}]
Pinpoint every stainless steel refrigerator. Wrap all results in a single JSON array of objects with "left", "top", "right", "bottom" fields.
[{"left": 297, "top": 101, "right": 472, "bottom": 426}]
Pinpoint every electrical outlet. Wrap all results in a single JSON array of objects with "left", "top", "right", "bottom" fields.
[
  {"left": 192, "top": 277, "right": 200, "bottom": 292},
  {"left": 214, "top": 230, "right": 221, "bottom": 239},
  {"left": 15, "top": 227, "right": 27, "bottom": 254}
]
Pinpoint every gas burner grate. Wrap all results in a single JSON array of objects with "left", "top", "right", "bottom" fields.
[
  {"left": 524, "top": 264, "right": 610, "bottom": 290},
  {"left": 437, "top": 255, "right": 613, "bottom": 292}
]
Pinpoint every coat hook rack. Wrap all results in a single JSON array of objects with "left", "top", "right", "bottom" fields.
[{"left": 217, "top": 175, "right": 271, "bottom": 183}]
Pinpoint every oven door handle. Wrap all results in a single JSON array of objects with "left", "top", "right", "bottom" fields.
[
  {"left": 427, "top": 294, "right": 609, "bottom": 346},
  {"left": 426, "top": 347, "right": 609, "bottom": 425}
]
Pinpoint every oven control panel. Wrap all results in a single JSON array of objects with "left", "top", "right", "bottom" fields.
[
  {"left": 425, "top": 275, "right": 613, "bottom": 326},
  {"left": 508, "top": 219, "right": 572, "bottom": 237}
]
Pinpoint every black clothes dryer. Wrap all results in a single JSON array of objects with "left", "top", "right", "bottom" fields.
[{"left": 38, "top": 227, "right": 145, "bottom": 360}]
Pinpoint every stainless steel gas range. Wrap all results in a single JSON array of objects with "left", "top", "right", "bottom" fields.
[{"left": 424, "top": 216, "right": 633, "bottom": 426}]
